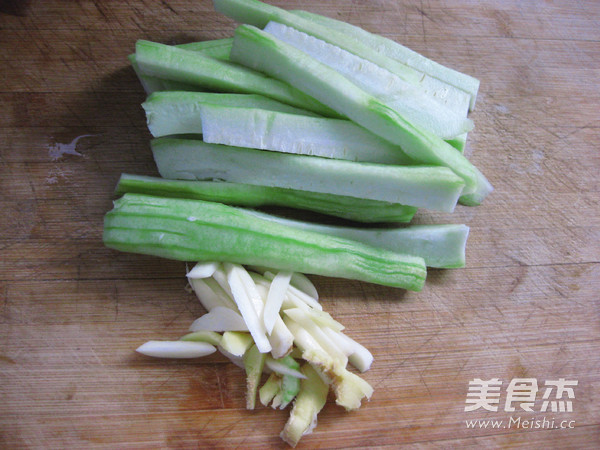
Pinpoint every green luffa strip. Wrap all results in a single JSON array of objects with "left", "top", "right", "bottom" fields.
[
  {"left": 151, "top": 137, "right": 465, "bottom": 212},
  {"left": 103, "top": 194, "right": 427, "bottom": 290},
  {"left": 115, "top": 174, "right": 418, "bottom": 223}
]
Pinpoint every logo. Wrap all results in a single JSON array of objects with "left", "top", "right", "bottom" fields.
[{"left": 463, "top": 378, "right": 578, "bottom": 430}]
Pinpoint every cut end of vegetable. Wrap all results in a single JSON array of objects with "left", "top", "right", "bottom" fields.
[{"left": 459, "top": 166, "right": 494, "bottom": 206}]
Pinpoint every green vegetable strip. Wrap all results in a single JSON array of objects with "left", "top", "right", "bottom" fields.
[
  {"left": 176, "top": 37, "right": 233, "bottom": 50},
  {"left": 115, "top": 174, "right": 417, "bottom": 223},
  {"left": 140, "top": 76, "right": 200, "bottom": 94},
  {"left": 291, "top": 9, "right": 480, "bottom": 111},
  {"left": 199, "top": 104, "right": 413, "bottom": 164},
  {"left": 151, "top": 137, "right": 465, "bottom": 212},
  {"left": 129, "top": 54, "right": 165, "bottom": 94},
  {"left": 103, "top": 194, "right": 427, "bottom": 290},
  {"left": 230, "top": 25, "right": 493, "bottom": 204},
  {"left": 129, "top": 54, "right": 205, "bottom": 94},
  {"left": 130, "top": 39, "right": 234, "bottom": 93},
  {"left": 176, "top": 37, "right": 234, "bottom": 60},
  {"left": 456, "top": 167, "right": 494, "bottom": 206},
  {"left": 248, "top": 210, "right": 470, "bottom": 268},
  {"left": 143, "top": 91, "right": 319, "bottom": 137},
  {"left": 134, "top": 40, "right": 339, "bottom": 117},
  {"left": 212, "top": 0, "right": 421, "bottom": 84}
]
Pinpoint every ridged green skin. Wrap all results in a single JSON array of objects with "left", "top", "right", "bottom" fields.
[
  {"left": 134, "top": 40, "right": 340, "bottom": 118},
  {"left": 115, "top": 174, "right": 418, "bottom": 223},
  {"left": 130, "top": 39, "right": 234, "bottom": 92},
  {"left": 103, "top": 194, "right": 427, "bottom": 290},
  {"left": 248, "top": 211, "right": 470, "bottom": 269},
  {"left": 229, "top": 25, "right": 493, "bottom": 205}
]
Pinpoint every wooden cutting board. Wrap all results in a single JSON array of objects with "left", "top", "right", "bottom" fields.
[{"left": 1, "top": 0, "right": 598, "bottom": 447}]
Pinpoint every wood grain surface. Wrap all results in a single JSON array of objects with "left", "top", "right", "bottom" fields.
[{"left": 1, "top": 0, "right": 599, "bottom": 448}]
